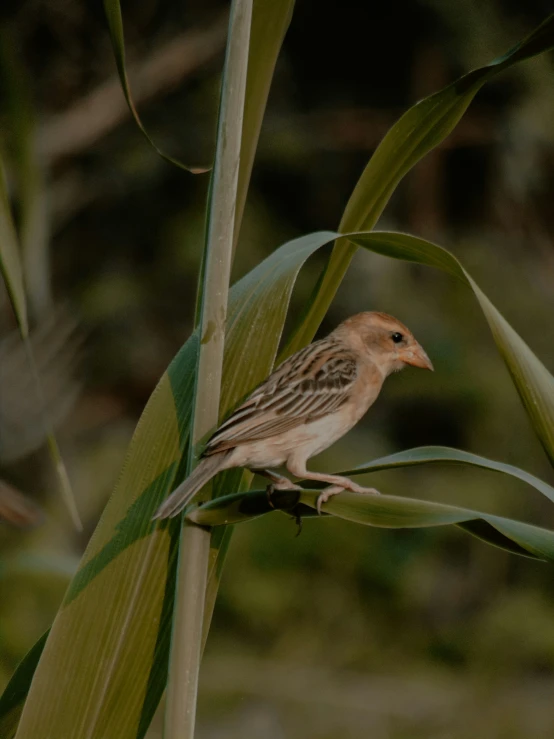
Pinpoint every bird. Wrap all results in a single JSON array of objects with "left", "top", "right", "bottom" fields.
[{"left": 153, "top": 311, "right": 433, "bottom": 520}]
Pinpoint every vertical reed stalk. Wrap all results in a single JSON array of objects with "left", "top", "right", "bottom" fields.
[{"left": 164, "top": 1, "right": 252, "bottom": 737}]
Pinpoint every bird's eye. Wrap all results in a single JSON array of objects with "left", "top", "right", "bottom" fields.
[{"left": 391, "top": 332, "right": 403, "bottom": 344}]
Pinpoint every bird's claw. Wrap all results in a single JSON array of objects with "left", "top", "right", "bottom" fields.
[
  {"left": 316, "top": 485, "right": 344, "bottom": 515},
  {"left": 316, "top": 484, "right": 381, "bottom": 514}
]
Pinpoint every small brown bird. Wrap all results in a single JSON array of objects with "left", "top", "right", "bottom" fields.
[{"left": 153, "top": 312, "right": 433, "bottom": 519}]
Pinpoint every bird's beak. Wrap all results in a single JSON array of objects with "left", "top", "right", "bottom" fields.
[{"left": 400, "top": 342, "right": 434, "bottom": 371}]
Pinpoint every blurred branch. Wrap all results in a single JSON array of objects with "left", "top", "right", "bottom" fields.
[{"left": 36, "top": 12, "right": 228, "bottom": 162}]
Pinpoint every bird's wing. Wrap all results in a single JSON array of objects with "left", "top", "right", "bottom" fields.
[{"left": 204, "top": 340, "right": 359, "bottom": 454}]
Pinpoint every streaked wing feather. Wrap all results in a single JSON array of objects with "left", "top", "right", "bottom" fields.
[{"left": 204, "top": 339, "right": 358, "bottom": 454}]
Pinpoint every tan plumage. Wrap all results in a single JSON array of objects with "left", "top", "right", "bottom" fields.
[{"left": 153, "top": 312, "right": 433, "bottom": 519}]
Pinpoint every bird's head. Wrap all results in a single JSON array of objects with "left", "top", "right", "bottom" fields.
[{"left": 336, "top": 312, "right": 433, "bottom": 376}]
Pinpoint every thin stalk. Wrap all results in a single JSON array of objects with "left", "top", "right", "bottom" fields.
[{"left": 164, "top": 1, "right": 252, "bottom": 738}]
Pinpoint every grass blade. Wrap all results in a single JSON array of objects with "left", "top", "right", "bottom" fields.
[
  {"left": 103, "top": 0, "right": 209, "bottom": 174},
  {"left": 7, "top": 236, "right": 337, "bottom": 737},
  {"left": 299, "top": 490, "right": 554, "bottom": 561},
  {"left": 342, "top": 446, "right": 554, "bottom": 504},
  {"left": 233, "top": 0, "right": 295, "bottom": 248},
  {"left": 347, "top": 231, "right": 554, "bottom": 467},
  {"left": 285, "top": 14, "right": 554, "bottom": 355},
  {"left": 187, "top": 486, "right": 554, "bottom": 561}
]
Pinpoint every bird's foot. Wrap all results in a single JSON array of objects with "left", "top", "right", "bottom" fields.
[
  {"left": 316, "top": 485, "right": 343, "bottom": 514},
  {"left": 316, "top": 482, "right": 380, "bottom": 514}
]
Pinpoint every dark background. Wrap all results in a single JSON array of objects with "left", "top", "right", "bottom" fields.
[{"left": 2, "top": 1, "right": 554, "bottom": 737}]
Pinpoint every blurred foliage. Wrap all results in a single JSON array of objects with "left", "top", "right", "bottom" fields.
[{"left": 1, "top": 0, "right": 554, "bottom": 737}]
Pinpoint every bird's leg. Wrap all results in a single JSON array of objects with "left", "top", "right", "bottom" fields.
[
  {"left": 286, "top": 459, "right": 380, "bottom": 515},
  {"left": 250, "top": 468, "right": 303, "bottom": 491}
]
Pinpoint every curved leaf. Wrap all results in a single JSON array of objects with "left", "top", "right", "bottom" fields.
[
  {"left": 299, "top": 491, "right": 554, "bottom": 561},
  {"left": 342, "top": 446, "right": 554, "bottom": 504},
  {"left": 185, "top": 486, "right": 554, "bottom": 561},
  {"left": 347, "top": 232, "right": 554, "bottom": 467},
  {"left": 103, "top": 0, "right": 209, "bottom": 174},
  {"left": 285, "top": 13, "right": 554, "bottom": 355},
  {"left": 286, "top": 227, "right": 554, "bottom": 468}
]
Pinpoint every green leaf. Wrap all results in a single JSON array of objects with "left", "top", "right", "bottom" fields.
[
  {"left": 3, "top": 2, "right": 297, "bottom": 734},
  {"left": 102, "top": 0, "right": 209, "bottom": 174},
  {"left": 9, "top": 11, "right": 554, "bottom": 734},
  {"left": 342, "top": 445, "right": 554, "bottom": 503},
  {"left": 233, "top": 0, "right": 295, "bottom": 246},
  {"left": 8, "top": 215, "right": 554, "bottom": 734},
  {"left": 299, "top": 490, "right": 554, "bottom": 561},
  {"left": 9, "top": 230, "right": 339, "bottom": 738},
  {"left": 285, "top": 13, "right": 554, "bottom": 356},
  {"left": 347, "top": 232, "right": 554, "bottom": 467},
  {"left": 186, "top": 482, "right": 554, "bottom": 561},
  {"left": 0, "top": 632, "right": 49, "bottom": 739}
]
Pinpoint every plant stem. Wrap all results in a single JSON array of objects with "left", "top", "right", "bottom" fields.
[{"left": 164, "top": 1, "right": 252, "bottom": 737}]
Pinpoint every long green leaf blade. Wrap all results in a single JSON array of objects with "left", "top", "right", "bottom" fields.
[
  {"left": 285, "top": 14, "right": 554, "bottom": 355},
  {"left": 103, "top": 0, "right": 209, "bottom": 174},
  {"left": 9, "top": 230, "right": 338, "bottom": 738},
  {"left": 347, "top": 232, "right": 554, "bottom": 467},
  {"left": 342, "top": 446, "right": 554, "bottom": 504},
  {"left": 233, "top": 0, "right": 295, "bottom": 247},
  {"left": 299, "top": 490, "right": 554, "bottom": 561},
  {"left": 186, "top": 485, "right": 554, "bottom": 562}
]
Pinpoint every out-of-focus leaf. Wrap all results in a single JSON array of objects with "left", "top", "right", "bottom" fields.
[
  {"left": 0, "top": 158, "right": 27, "bottom": 337},
  {"left": 342, "top": 446, "right": 554, "bottom": 503},
  {"left": 285, "top": 13, "right": 554, "bottom": 355},
  {"left": 0, "top": 34, "right": 52, "bottom": 318},
  {"left": 102, "top": 0, "right": 209, "bottom": 174},
  {"left": 0, "top": 152, "right": 80, "bottom": 529}
]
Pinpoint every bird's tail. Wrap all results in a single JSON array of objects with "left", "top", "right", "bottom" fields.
[{"left": 153, "top": 453, "right": 230, "bottom": 520}]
